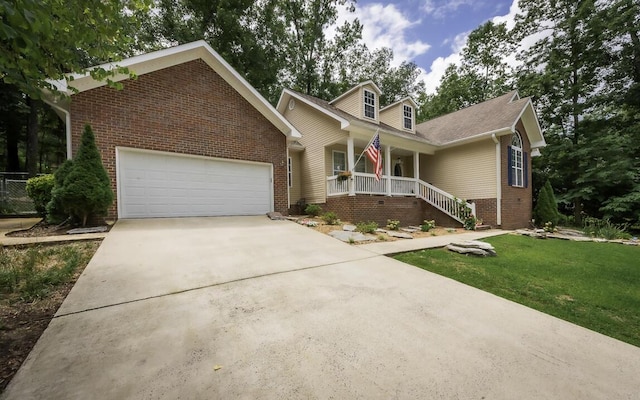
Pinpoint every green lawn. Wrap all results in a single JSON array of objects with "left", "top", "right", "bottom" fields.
[{"left": 394, "top": 235, "right": 640, "bottom": 348}]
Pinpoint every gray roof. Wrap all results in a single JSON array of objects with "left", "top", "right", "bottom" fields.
[{"left": 415, "top": 91, "right": 530, "bottom": 145}]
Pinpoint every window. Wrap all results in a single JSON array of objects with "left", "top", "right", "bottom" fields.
[
  {"left": 364, "top": 89, "right": 376, "bottom": 119},
  {"left": 288, "top": 157, "right": 292, "bottom": 188},
  {"left": 509, "top": 131, "right": 524, "bottom": 187},
  {"left": 332, "top": 151, "right": 346, "bottom": 175},
  {"left": 403, "top": 105, "right": 413, "bottom": 130},
  {"left": 355, "top": 157, "right": 367, "bottom": 173}
]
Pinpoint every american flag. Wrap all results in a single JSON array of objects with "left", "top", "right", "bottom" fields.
[{"left": 365, "top": 132, "right": 383, "bottom": 181}]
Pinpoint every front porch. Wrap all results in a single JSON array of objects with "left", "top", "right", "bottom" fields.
[{"left": 327, "top": 172, "right": 476, "bottom": 225}]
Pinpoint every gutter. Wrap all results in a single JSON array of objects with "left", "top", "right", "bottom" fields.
[{"left": 492, "top": 133, "right": 502, "bottom": 226}]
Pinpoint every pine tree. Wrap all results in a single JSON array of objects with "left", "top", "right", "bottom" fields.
[
  {"left": 534, "top": 180, "right": 559, "bottom": 227},
  {"left": 57, "top": 125, "right": 113, "bottom": 226}
]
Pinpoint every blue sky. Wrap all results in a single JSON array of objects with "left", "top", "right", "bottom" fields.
[{"left": 333, "top": 0, "right": 520, "bottom": 93}]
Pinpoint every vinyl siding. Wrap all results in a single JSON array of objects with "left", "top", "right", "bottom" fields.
[
  {"left": 420, "top": 139, "right": 496, "bottom": 199},
  {"left": 289, "top": 152, "right": 303, "bottom": 204},
  {"left": 283, "top": 100, "right": 345, "bottom": 204},
  {"left": 333, "top": 89, "right": 361, "bottom": 118},
  {"left": 380, "top": 104, "right": 401, "bottom": 130}
]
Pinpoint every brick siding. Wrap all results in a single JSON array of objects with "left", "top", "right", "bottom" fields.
[
  {"left": 69, "top": 59, "right": 288, "bottom": 219},
  {"left": 323, "top": 195, "right": 462, "bottom": 228},
  {"left": 469, "top": 198, "right": 498, "bottom": 227},
  {"left": 500, "top": 123, "right": 533, "bottom": 229}
]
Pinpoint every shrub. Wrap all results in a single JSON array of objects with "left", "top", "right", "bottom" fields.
[
  {"left": 534, "top": 180, "right": 560, "bottom": 228},
  {"left": 26, "top": 174, "right": 55, "bottom": 216},
  {"left": 386, "top": 219, "right": 400, "bottom": 230},
  {"left": 356, "top": 221, "right": 378, "bottom": 234},
  {"left": 463, "top": 214, "right": 477, "bottom": 230},
  {"left": 421, "top": 220, "right": 436, "bottom": 232},
  {"left": 56, "top": 125, "right": 113, "bottom": 226},
  {"left": 46, "top": 160, "right": 74, "bottom": 224},
  {"left": 583, "top": 217, "right": 630, "bottom": 240},
  {"left": 321, "top": 211, "right": 339, "bottom": 225},
  {"left": 305, "top": 204, "right": 322, "bottom": 217}
]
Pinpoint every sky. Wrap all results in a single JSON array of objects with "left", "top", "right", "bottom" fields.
[{"left": 333, "top": 0, "right": 521, "bottom": 94}]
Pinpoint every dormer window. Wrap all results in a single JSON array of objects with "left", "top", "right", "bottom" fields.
[
  {"left": 403, "top": 104, "right": 413, "bottom": 130},
  {"left": 364, "top": 89, "right": 376, "bottom": 119}
]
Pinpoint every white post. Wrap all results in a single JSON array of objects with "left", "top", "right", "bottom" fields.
[
  {"left": 413, "top": 151, "right": 419, "bottom": 197},
  {"left": 347, "top": 136, "right": 355, "bottom": 196},
  {"left": 385, "top": 144, "right": 391, "bottom": 196}
]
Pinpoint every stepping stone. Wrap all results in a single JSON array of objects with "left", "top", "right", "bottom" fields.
[
  {"left": 375, "top": 228, "right": 388, "bottom": 233},
  {"left": 343, "top": 224, "right": 357, "bottom": 232},
  {"left": 401, "top": 228, "right": 419, "bottom": 233},
  {"left": 329, "top": 231, "right": 376, "bottom": 242},
  {"left": 387, "top": 231, "right": 413, "bottom": 239},
  {"left": 67, "top": 226, "right": 109, "bottom": 235}
]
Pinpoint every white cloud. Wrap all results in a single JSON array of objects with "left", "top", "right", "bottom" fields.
[
  {"left": 330, "top": 2, "right": 431, "bottom": 67},
  {"left": 422, "top": 0, "right": 477, "bottom": 19},
  {"left": 422, "top": 31, "right": 469, "bottom": 94}
]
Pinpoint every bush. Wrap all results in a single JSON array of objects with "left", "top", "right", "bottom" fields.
[
  {"left": 421, "top": 220, "right": 436, "bottom": 232},
  {"left": 386, "top": 219, "right": 400, "bottom": 230},
  {"left": 356, "top": 221, "right": 378, "bottom": 234},
  {"left": 463, "top": 214, "right": 477, "bottom": 230},
  {"left": 534, "top": 180, "right": 560, "bottom": 228},
  {"left": 305, "top": 204, "right": 322, "bottom": 217},
  {"left": 583, "top": 217, "right": 630, "bottom": 240},
  {"left": 321, "top": 211, "right": 339, "bottom": 225},
  {"left": 46, "top": 160, "right": 74, "bottom": 224},
  {"left": 56, "top": 125, "right": 113, "bottom": 226},
  {"left": 26, "top": 174, "right": 55, "bottom": 216}
]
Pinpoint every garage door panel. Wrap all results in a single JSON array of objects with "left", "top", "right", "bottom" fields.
[{"left": 118, "top": 150, "right": 272, "bottom": 218}]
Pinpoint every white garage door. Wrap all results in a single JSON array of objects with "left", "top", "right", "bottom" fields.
[{"left": 117, "top": 149, "right": 273, "bottom": 218}]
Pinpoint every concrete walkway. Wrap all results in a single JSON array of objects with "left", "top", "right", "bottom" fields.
[{"left": 3, "top": 217, "right": 640, "bottom": 399}]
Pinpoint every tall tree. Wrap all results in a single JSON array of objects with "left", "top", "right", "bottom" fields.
[{"left": 515, "top": 0, "right": 606, "bottom": 224}]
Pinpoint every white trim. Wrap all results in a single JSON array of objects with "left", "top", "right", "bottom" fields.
[
  {"left": 402, "top": 104, "right": 414, "bottom": 131},
  {"left": 329, "top": 80, "right": 382, "bottom": 105},
  {"left": 380, "top": 96, "right": 418, "bottom": 112},
  {"left": 492, "top": 134, "right": 502, "bottom": 226},
  {"left": 363, "top": 88, "right": 377, "bottom": 121},
  {"left": 48, "top": 40, "right": 300, "bottom": 139},
  {"left": 508, "top": 91, "right": 520, "bottom": 102},
  {"left": 115, "top": 146, "right": 274, "bottom": 218},
  {"left": 277, "top": 89, "right": 350, "bottom": 129},
  {"left": 511, "top": 99, "right": 545, "bottom": 147}
]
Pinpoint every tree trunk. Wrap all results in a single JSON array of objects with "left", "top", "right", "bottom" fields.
[{"left": 26, "top": 97, "right": 39, "bottom": 177}]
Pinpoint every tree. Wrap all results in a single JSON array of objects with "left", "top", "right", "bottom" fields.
[
  {"left": 57, "top": 125, "right": 113, "bottom": 226},
  {"left": 515, "top": 0, "right": 606, "bottom": 225},
  {"left": 533, "top": 180, "right": 560, "bottom": 227}
]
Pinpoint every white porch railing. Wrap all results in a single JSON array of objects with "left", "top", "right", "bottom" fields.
[{"left": 327, "top": 173, "right": 476, "bottom": 224}]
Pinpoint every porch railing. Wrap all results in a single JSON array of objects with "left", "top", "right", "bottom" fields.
[{"left": 327, "top": 173, "right": 476, "bottom": 224}]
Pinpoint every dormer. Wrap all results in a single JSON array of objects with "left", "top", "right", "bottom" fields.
[
  {"left": 379, "top": 97, "right": 418, "bottom": 133},
  {"left": 329, "top": 81, "right": 382, "bottom": 124}
]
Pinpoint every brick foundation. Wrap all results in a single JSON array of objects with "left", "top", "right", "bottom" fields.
[
  {"left": 323, "top": 195, "right": 462, "bottom": 228},
  {"left": 69, "top": 59, "right": 288, "bottom": 219}
]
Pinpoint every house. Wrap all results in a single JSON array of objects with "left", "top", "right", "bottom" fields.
[
  {"left": 277, "top": 82, "right": 546, "bottom": 229},
  {"left": 44, "top": 41, "right": 300, "bottom": 220}
]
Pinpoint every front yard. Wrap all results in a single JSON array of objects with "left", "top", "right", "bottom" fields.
[{"left": 395, "top": 235, "right": 640, "bottom": 348}]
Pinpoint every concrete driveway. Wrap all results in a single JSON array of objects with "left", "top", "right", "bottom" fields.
[{"left": 3, "top": 217, "right": 639, "bottom": 399}]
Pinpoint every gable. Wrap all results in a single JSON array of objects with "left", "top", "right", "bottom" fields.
[
  {"left": 380, "top": 98, "right": 418, "bottom": 133},
  {"left": 329, "top": 81, "right": 382, "bottom": 123}
]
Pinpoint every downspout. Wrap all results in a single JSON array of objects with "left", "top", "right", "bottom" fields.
[{"left": 492, "top": 134, "right": 502, "bottom": 226}]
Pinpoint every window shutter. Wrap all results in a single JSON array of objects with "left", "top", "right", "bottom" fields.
[
  {"left": 524, "top": 151, "right": 529, "bottom": 188},
  {"left": 507, "top": 145, "right": 513, "bottom": 186}
]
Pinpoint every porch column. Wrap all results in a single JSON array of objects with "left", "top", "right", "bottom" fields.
[
  {"left": 413, "top": 151, "right": 420, "bottom": 197},
  {"left": 347, "top": 136, "right": 355, "bottom": 196},
  {"left": 385, "top": 144, "right": 391, "bottom": 196}
]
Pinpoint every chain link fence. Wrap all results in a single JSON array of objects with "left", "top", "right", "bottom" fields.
[{"left": 0, "top": 173, "right": 37, "bottom": 215}]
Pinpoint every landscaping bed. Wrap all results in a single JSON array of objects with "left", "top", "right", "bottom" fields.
[{"left": 0, "top": 241, "right": 101, "bottom": 392}]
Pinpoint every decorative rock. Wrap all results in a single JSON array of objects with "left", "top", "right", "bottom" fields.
[
  {"left": 447, "top": 240, "right": 496, "bottom": 256},
  {"left": 343, "top": 224, "right": 357, "bottom": 232},
  {"left": 67, "top": 226, "right": 109, "bottom": 235},
  {"left": 375, "top": 228, "right": 389, "bottom": 233},
  {"left": 401, "top": 227, "right": 419, "bottom": 233},
  {"left": 329, "top": 230, "right": 376, "bottom": 242},
  {"left": 266, "top": 212, "right": 285, "bottom": 220},
  {"left": 387, "top": 231, "right": 413, "bottom": 239},
  {"left": 408, "top": 226, "right": 422, "bottom": 230}
]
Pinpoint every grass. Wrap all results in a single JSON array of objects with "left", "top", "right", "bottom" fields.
[
  {"left": 0, "top": 242, "right": 100, "bottom": 302},
  {"left": 394, "top": 234, "right": 640, "bottom": 348}
]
